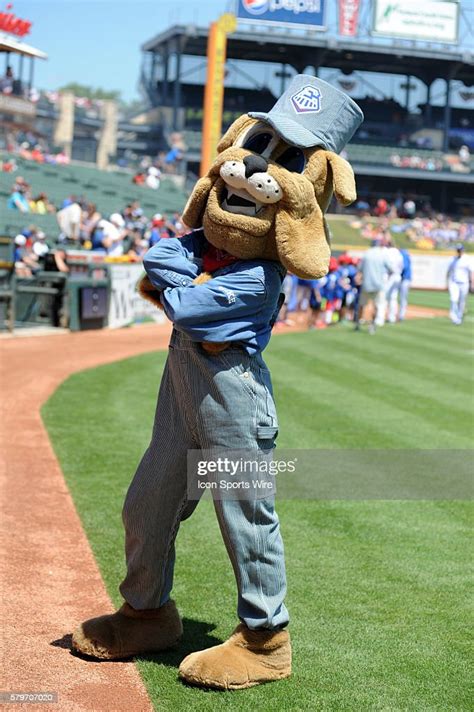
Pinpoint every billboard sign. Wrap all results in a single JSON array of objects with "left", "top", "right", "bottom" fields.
[
  {"left": 339, "top": 0, "right": 360, "bottom": 36},
  {"left": 372, "top": 0, "right": 459, "bottom": 44},
  {"left": 0, "top": 7, "right": 31, "bottom": 37},
  {"left": 236, "top": 0, "right": 326, "bottom": 31}
]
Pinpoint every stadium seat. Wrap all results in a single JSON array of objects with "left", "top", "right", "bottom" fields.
[
  {"left": 1, "top": 153, "right": 188, "bottom": 221},
  {"left": 0, "top": 236, "right": 15, "bottom": 332}
]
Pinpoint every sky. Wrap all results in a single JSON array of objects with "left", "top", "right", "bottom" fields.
[
  {"left": 3, "top": 0, "right": 474, "bottom": 105},
  {"left": 5, "top": 0, "right": 224, "bottom": 100}
]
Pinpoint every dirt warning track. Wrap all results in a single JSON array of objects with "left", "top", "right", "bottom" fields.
[{"left": 0, "top": 323, "right": 172, "bottom": 712}]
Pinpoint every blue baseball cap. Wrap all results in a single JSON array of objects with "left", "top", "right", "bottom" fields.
[{"left": 249, "top": 74, "right": 364, "bottom": 154}]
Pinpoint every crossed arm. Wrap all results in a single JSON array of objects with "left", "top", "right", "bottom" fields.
[{"left": 139, "top": 234, "right": 269, "bottom": 349}]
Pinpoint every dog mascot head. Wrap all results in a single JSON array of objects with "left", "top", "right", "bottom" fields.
[{"left": 182, "top": 75, "right": 364, "bottom": 280}]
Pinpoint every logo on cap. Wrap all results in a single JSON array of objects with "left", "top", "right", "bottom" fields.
[{"left": 291, "top": 85, "right": 322, "bottom": 114}]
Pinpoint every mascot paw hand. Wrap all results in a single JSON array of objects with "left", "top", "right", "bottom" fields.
[
  {"left": 193, "top": 272, "right": 213, "bottom": 285},
  {"left": 201, "top": 342, "right": 230, "bottom": 354},
  {"left": 137, "top": 274, "right": 164, "bottom": 310}
]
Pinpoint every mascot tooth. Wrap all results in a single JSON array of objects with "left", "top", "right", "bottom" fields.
[{"left": 72, "top": 75, "right": 363, "bottom": 690}]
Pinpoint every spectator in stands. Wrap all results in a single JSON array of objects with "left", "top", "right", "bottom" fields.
[
  {"left": 13, "top": 234, "right": 39, "bottom": 277},
  {"left": 355, "top": 239, "right": 392, "bottom": 334},
  {"left": 164, "top": 133, "right": 185, "bottom": 172},
  {"left": 0, "top": 66, "right": 14, "bottom": 94},
  {"left": 403, "top": 199, "right": 416, "bottom": 219},
  {"left": 61, "top": 195, "right": 75, "bottom": 209},
  {"left": 123, "top": 202, "right": 147, "bottom": 233},
  {"left": 1, "top": 156, "right": 17, "bottom": 173},
  {"left": 32, "top": 230, "right": 49, "bottom": 259},
  {"left": 80, "top": 202, "right": 101, "bottom": 243},
  {"left": 127, "top": 231, "right": 148, "bottom": 260},
  {"left": 29, "top": 192, "right": 55, "bottom": 214},
  {"left": 92, "top": 213, "right": 128, "bottom": 256},
  {"left": 54, "top": 151, "right": 70, "bottom": 165},
  {"left": 170, "top": 212, "right": 185, "bottom": 236},
  {"left": 7, "top": 184, "right": 29, "bottom": 213},
  {"left": 132, "top": 171, "right": 146, "bottom": 186},
  {"left": 145, "top": 166, "right": 161, "bottom": 190},
  {"left": 30, "top": 146, "right": 45, "bottom": 163},
  {"left": 459, "top": 145, "right": 470, "bottom": 165},
  {"left": 148, "top": 214, "right": 166, "bottom": 246},
  {"left": 57, "top": 201, "right": 82, "bottom": 242},
  {"left": 374, "top": 198, "right": 389, "bottom": 217}
]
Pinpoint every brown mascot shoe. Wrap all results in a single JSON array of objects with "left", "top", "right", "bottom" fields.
[
  {"left": 178, "top": 624, "right": 291, "bottom": 690},
  {"left": 71, "top": 600, "right": 182, "bottom": 660}
]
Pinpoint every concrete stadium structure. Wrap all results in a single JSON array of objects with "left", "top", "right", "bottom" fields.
[{"left": 140, "top": 22, "right": 474, "bottom": 214}]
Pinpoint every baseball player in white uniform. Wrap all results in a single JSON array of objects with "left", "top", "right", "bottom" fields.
[
  {"left": 385, "top": 242, "right": 404, "bottom": 323},
  {"left": 447, "top": 244, "right": 471, "bottom": 325}
]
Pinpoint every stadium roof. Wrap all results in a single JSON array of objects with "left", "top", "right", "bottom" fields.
[
  {"left": 142, "top": 24, "right": 474, "bottom": 86},
  {"left": 0, "top": 31, "right": 47, "bottom": 60}
]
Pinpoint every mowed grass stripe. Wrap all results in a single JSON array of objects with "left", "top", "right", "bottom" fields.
[
  {"left": 272, "top": 321, "right": 474, "bottom": 394},
  {"left": 379, "top": 321, "right": 474, "bottom": 354},
  {"left": 271, "top": 360, "right": 450, "bottom": 450},
  {"left": 330, "top": 335, "right": 469, "bottom": 391},
  {"left": 272, "top": 380, "right": 417, "bottom": 449},
  {"left": 268, "top": 342, "right": 473, "bottom": 447},
  {"left": 321, "top": 330, "right": 473, "bottom": 388},
  {"left": 275, "top": 334, "right": 473, "bottom": 426}
]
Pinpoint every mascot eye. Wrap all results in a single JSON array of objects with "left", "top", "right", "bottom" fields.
[
  {"left": 242, "top": 132, "right": 273, "bottom": 155},
  {"left": 276, "top": 147, "right": 306, "bottom": 174}
]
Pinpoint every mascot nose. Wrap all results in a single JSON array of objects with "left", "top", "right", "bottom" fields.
[{"left": 243, "top": 154, "right": 268, "bottom": 178}]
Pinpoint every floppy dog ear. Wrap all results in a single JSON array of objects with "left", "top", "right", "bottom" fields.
[
  {"left": 181, "top": 175, "right": 214, "bottom": 229},
  {"left": 274, "top": 175, "right": 330, "bottom": 280},
  {"left": 325, "top": 151, "right": 357, "bottom": 206}
]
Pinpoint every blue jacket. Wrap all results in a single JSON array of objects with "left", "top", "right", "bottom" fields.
[
  {"left": 143, "top": 229, "right": 285, "bottom": 354},
  {"left": 400, "top": 249, "right": 412, "bottom": 281}
]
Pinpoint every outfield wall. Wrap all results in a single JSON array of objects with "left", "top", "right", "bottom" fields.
[
  {"left": 108, "top": 264, "right": 166, "bottom": 329},
  {"left": 346, "top": 250, "right": 474, "bottom": 290}
]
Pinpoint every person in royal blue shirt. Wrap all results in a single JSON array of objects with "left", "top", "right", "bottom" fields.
[
  {"left": 321, "top": 257, "right": 341, "bottom": 325},
  {"left": 399, "top": 249, "right": 412, "bottom": 321}
]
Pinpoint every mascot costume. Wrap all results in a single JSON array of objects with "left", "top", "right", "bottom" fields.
[{"left": 72, "top": 76, "right": 363, "bottom": 690}]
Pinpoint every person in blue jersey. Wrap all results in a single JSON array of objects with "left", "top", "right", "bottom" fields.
[
  {"left": 399, "top": 248, "right": 412, "bottom": 321},
  {"left": 337, "top": 253, "right": 358, "bottom": 322},
  {"left": 72, "top": 76, "right": 363, "bottom": 690},
  {"left": 307, "top": 277, "right": 325, "bottom": 329},
  {"left": 322, "top": 257, "right": 342, "bottom": 325}
]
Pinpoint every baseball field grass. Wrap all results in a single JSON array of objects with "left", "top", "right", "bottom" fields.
[{"left": 42, "top": 313, "right": 473, "bottom": 711}]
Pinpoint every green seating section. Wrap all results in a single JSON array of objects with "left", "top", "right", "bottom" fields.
[
  {"left": 345, "top": 143, "right": 473, "bottom": 169},
  {"left": 1, "top": 154, "right": 188, "bottom": 240}
]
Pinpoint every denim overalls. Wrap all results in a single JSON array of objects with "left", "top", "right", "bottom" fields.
[{"left": 120, "top": 232, "right": 289, "bottom": 630}]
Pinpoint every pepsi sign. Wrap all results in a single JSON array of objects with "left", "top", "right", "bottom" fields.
[{"left": 236, "top": 0, "right": 326, "bottom": 30}]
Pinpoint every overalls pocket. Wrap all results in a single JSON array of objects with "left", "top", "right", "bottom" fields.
[
  {"left": 255, "top": 367, "right": 279, "bottom": 444},
  {"left": 219, "top": 349, "right": 257, "bottom": 402}
]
